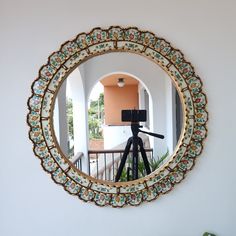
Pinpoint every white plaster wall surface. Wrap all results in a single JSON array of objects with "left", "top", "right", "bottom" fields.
[
  {"left": 0, "top": 0, "right": 235, "bottom": 235},
  {"left": 103, "top": 125, "right": 132, "bottom": 149}
]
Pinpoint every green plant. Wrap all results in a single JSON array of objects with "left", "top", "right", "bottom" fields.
[
  {"left": 88, "top": 93, "right": 104, "bottom": 139},
  {"left": 66, "top": 98, "right": 74, "bottom": 140},
  {"left": 149, "top": 150, "right": 169, "bottom": 171},
  {"left": 203, "top": 233, "right": 216, "bottom": 236}
]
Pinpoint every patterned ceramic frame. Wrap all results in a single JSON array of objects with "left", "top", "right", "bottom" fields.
[{"left": 27, "top": 26, "right": 208, "bottom": 207}]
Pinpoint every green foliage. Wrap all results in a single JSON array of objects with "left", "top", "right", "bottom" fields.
[
  {"left": 203, "top": 233, "right": 216, "bottom": 236},
  {"left": 65, "top": 92, "right": 105, "bottom": 148},
  {"left": 88, "top": 93, "right": 104, "bottom": 139},
  {"left": 88, "top": 117, "right": 103, "bottom": 139},
  {"left": 68, "top": 145, "right": 74, "bottom": 159},
  {"left": 119, "top": 150, "right": 169, "bottom": 182},
  {"left": 149, "top": 150, "right": 169, "bottom": 171},
  {"left": 66, "top": 98, "right": 74, "bottom": 140},
  {"left": 119, "top": 167, "right": 130, "bottom": 182}
]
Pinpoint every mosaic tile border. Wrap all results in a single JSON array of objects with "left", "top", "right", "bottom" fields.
[{"left": 27, "top": 26, "right": 208, "bottom": 207}]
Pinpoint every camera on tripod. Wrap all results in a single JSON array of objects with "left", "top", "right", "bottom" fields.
[
  {"left": 115, "top": 109, "right": 164, "bottom": 182},
  {"left": 121, "top": 109, "right": 147, "bottom": 123}
]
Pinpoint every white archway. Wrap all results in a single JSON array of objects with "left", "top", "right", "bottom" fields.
[{"left": 80, "top": 52, "right": 177, "bottom": 158}]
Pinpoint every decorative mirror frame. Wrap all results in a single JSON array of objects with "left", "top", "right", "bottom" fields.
[{"left": 27, "top": 26, "right": 208, "bottom": 207}]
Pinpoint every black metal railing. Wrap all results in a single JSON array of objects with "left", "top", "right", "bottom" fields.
[{"left": 88, "top": 148, "right": 153, "bottom": 181}]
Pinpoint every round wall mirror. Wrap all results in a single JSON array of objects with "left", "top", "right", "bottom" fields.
[
  {"left": 27, "top": 26, "right": 208, "bottom": 207},
  {"left": 53, "top": 53, "right": 183, "bottom": 183}
]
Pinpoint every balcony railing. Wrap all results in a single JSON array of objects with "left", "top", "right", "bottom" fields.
[
  {"left": 70, "top": 152, "right": 83, "bottom": 171},
  {"left": 88, "top": 148, "right": 153, "bottom": 181}
]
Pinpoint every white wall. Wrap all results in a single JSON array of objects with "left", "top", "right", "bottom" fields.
[
  {"left": 1, "top": 1, "right": 236, "bottom": 236},
  {"left": 103, "top": 125, "right": 132, "bottom": 149}
]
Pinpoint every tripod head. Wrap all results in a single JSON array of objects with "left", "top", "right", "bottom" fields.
[
  {"left": 122, "top": 109, "right": 164, "bottom": 140},
  {"left": 131, "top": 122, "right": 165, "bottom": 140}
]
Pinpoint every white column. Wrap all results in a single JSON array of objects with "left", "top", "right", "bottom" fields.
[
  {"left": 68, "top": 67, "right": 88, "bottom": 174},
  {"left": 165, "top": 75, "right": 176, "bottom": 154},
  {"left": 172, "top": 86, "right": 177, "bottom": 148},
  {"left": 57, "top": 80, "right": 68, "bottom": 156},
  {"left": 53, "top": 98, "right": 60, "bottom": 144},
  {"left": 151, "top": 75, "right": 168, "bottom": 158}
]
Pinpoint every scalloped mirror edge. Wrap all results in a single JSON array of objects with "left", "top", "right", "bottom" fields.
[{"left": 27, "top": 26, "right": 208, "bottom": 207}]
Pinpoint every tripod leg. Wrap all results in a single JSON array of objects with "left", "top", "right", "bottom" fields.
[
  {"left": 138, "top": 138, "right": 151, "bottom": 175},
  {"left": 127, "top": 167, "right": 132, "bottom": 181},
  {"left": 115, "top": 138, "right": 132, "bottom": 182},
  {"left": 132, "top": 136, "right": 139, "bottom": 180}
]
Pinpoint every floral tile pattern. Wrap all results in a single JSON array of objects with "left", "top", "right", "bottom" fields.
[
  {"left": 67, "top": 168, "right": 90, "bottom": 187},
  {"left": 76, "top": 33, "right": 88, "bottom": 49},
  {"left": 110, "top": 194, "right": 126, "bottom": 207},
  {"left": 52, "top": 168, "right": 67, "bottom": 184},
  {"left": 32, "top": 78, "right": 49, "bottom": 96},
  {"left": 50, "top": 148, "right": 69, "bottom": 171},
  {"left": 126, "top": 192, "right": 142, "bottom": 206},
  {"left": 124, "top": 28, "right": 140, "bottom": 42},
  {"left": 139, "top": 31, "right": 156, "bottom": 47},
  {"left": 90, "top": 28, "right": 108, "bottom": 44},
  {"left": 42, "top": 92, "right": 53, "bottom": 117},
  {"left": 39, "top": 65, "right": 57, "bottom": 81},
  {"left": 195, "top": 109, "right": 208, "bottom": 125},
  {"left": 27, "top": 110, "right": 40, "bottom": 127},
  {"left": 65, "top": 180, "right": 81, "bottom": 194},
  {"left": 142, "top": 186, "right": 158, "bottom": 202},
  {"left": 34, "top": 142, "right": 49, "bottom": 159},
  {"left": 79, "top": 187, "right": 94, "bottom": 202},
  {"left": 117, "top": 41, "right": 144, "bottom": 52},
  {"left": 167, "top": 50, "right": 184, "bottom": 66},
  {"left": 27, "top": 26, "right": 208, "bottom": 207},
  {"left": 91, "top": 183, "right": 117, "bottom": 194},
  {"left": 120, "top": 183, "right": 145, "bottom": 194},
  {"left": 28, "top": 95, "right": 42, "bottom": 111},
  {"left": 61, "top": 41, "right": 79, "bottom": 58},
  {"left": 154, "top": 39, "right": 171, "bottom": 56},
  {"left": 168, "top": 65, "right": 188, "bottom": 89},
  {"left": 187, "top": 76, "right": 202, "bottom": 94},
  {"left": 94, "top": 193, "right": 111, "bottom": 206},
  {"left": 47, "top": 68, "right": 67, "bottom": 92},
  {"left": 42, "top": 156, "right": 58, "bottom": 172},
  {"left": 42, "top": 120, "right": 54, "bottom": 147},
  {"left": 29, "top": 127, "right": 44, "bottom": 143},
  {"left": 88, "top": 42, "right": 114, "bottom": 54},
  {"left": 108, "top": 26, "right": 124, "bottom": 41},
  {"left": 49, "top": 52, "right": 67, "bottom": 69},
  {"left": 64, "top": 50, "right": 88, "bottom": 68},
  {"left": 145, "top": 48, "right": 170, "bottom": 67}
]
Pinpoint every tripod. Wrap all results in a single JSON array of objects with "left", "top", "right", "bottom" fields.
[{"left": 115, "top": 123, "right": 164, "bottom": 182}]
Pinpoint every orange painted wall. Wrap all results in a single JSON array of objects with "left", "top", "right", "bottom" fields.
[{"left": 104, "top": 85, "right": 139, "bottom": 125}]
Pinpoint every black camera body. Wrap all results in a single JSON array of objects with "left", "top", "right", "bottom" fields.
[{"left": 121, "top": 109, "right": 146, "bottom": 123}]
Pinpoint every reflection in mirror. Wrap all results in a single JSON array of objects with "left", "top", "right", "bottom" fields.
[{"left": 53, "top": 53, "right": 183, "bottom": 182}]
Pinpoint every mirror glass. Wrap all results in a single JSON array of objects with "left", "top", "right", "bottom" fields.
[{"left": 53, "top": 52, "right": 183, "bottom": 182}]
